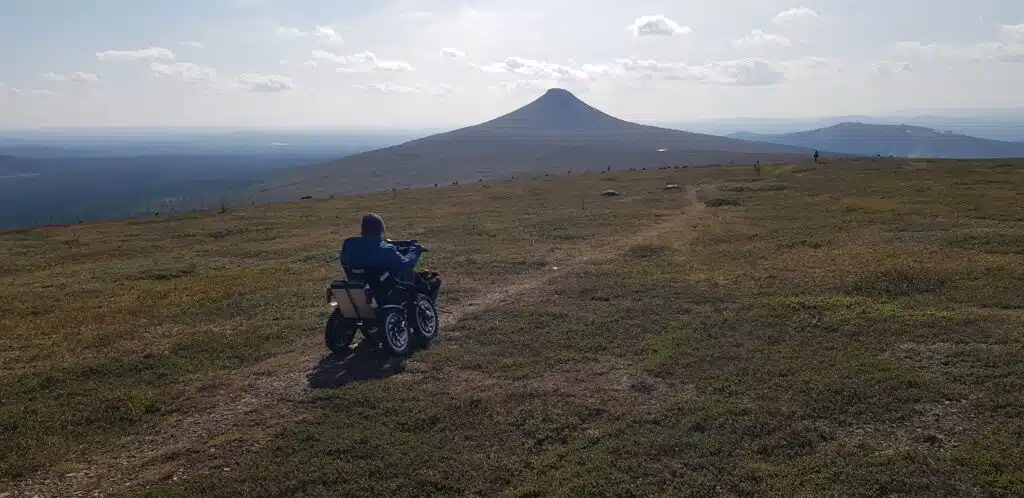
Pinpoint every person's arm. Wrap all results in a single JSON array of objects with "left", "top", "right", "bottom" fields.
[
  {"left": 380, "top": 242, "right": 421, "bottom": 276},
  {"left": 340, "top": 238, "right": 352, "bottom": 266}
]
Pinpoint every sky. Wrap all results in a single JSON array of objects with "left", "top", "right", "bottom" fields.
[{"left": 1, "top": 0, "right": 1022, "bottom": 129}]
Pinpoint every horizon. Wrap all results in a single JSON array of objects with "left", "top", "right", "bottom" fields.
[
  {"left": 3, "top": 88, "right": 1024, "bottom": 135},
  {"left": 2, "top": 1, "right": 1022, "bottom": 128}
]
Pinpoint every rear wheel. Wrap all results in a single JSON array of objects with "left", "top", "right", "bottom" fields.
[
  {"left": 379, "top": 307, "right": 412, "bottom": 357},
  {"left": 324, "top": 310, "right": 357, "bottom": 354},
  {"left": 410, "top": 295, "right": 439, "bottom": 346}
]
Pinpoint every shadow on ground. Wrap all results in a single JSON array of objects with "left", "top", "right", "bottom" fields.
[{"left": 307, "top": 340, "right": 408, "bottom": 389}]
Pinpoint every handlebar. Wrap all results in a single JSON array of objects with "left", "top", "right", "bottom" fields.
[{"left": 389, "top": 239, "right": 429, "bottom": 252}]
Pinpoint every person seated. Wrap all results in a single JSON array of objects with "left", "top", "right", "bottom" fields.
[{"left": 340, "top": 213, "right": 422, "bottom": 284}]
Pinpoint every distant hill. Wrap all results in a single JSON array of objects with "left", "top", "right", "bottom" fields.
[
  {"left": 0, "top": 153, "right": 354, "bottom": 229},
  {"left": 242, "top": 88, "right": 818, "bottom": 203},
  {"left": 658, "top": 108, "right": 1024, "bottom": 141},
  {"left": 728, "top": 122, "right": 1024, "bottom": 159}
]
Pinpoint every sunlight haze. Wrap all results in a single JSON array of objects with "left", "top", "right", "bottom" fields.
[{"left": 1, "top": 0, "right": 1022, "bottom": 128}]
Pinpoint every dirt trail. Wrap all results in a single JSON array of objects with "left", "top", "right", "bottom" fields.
[{"left": 5, "top": 187, "right": 709, "bottom": 498}]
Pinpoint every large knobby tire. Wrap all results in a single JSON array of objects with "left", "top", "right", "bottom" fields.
[
  {"left": 324, "top": 309, "right": 357, "bottom": 354},
  {"left": 410, "top": 295, "right": 439, "bottom": 347},
  {"left": 379, "top": 308, "right": 412, "bottom": 357}
]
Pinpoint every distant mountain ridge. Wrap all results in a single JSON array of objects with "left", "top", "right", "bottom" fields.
[
  {"left": 243, "top": 88, "right": 818, "bottom": 203},
  {"left": 658, "top": 109, "right": 1024, "bottom": 141},
  {"left": 727, "top": 122, "right": 1024, "bottom": 159}
]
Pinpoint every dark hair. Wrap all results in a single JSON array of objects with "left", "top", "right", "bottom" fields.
[{"left": 361, "top": 213, "right": 385, "bottom": 236}]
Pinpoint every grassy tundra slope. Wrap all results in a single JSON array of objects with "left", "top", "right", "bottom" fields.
[{"left": 1, "top": 158, "right": 1022, "bottom": 496}]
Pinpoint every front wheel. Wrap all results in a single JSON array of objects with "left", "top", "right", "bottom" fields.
[
  {"left": 379, "top": 307, "right": 412, "bottom": 357},
  {"left": 325, "top": 310, "right": 357, "bottom": 354},
  {"left": 410, "top": 295, "right": 439, "bottom": 346}
]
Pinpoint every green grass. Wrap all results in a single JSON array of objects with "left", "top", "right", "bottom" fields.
[{"left": 3, "top": 158, "right": 1024, "bottom": 495}]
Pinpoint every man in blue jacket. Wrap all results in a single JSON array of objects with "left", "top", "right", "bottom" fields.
[{"left": 340, "top": 213, "right": 422, "bottom": 282}]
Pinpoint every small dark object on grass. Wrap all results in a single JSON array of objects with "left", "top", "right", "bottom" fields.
[
  {"left": 602, "top": 190, "right": 620, "bottom": 197},
  {"left": 301, "top": 196, "right": 312, "bottom": 200}
]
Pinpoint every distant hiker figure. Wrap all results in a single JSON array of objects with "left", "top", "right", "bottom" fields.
[
  {"left": 754, "top": 160, "right": 761, "bottom": 176},
  {"left": 813, "top": 150, "right": 820, "bottom": 163}
]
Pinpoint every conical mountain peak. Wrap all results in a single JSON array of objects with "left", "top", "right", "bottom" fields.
[{"left": 468, "top": 88, "right": 631, "bottom": 133}]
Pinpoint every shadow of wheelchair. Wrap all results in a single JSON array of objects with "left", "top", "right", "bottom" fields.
[{"left": 306, "top": 339, "right": 408, "bottom": 389}]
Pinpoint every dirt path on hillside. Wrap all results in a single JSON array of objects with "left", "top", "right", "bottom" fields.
[{"left": 4, "top": 187, "right": 710, "bottom": 498}]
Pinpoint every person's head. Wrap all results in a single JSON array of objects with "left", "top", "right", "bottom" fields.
[{"left": 360, "top": 213, "right": 385, "bottom": 237}]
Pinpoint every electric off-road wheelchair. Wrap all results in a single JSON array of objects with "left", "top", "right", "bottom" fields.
[{"left": 324, "top": 240, "right": 442, "bottom": 357}]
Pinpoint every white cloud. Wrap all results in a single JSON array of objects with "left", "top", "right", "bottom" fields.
[
  {"left": 96, "top": 46, "right": 175, "bottom": 61},
  {"left": 874, "top": 61, "right": 913, "bottom": 77},
  {"left": 627, "top": 15, "right": 691, "bottom": 37},
  {"left": 440, "top": 47, "right": 466, "bottom": 59},
  {"left": 475, "top": 56, "right": 595, "bottom": 81},
  {"left": 7, "top": 87, "right": 55, "bottom": 98},
  {"left": 473, "top": 54, "right": 811, "bottom": 87},
  {"left": 1002, "top": 24, "right": 1024, "bottom": 42},
  {"left": 314, "top": 25, "right": 344, "bottom": 45},
  {"left": 772, "top": 7, "right": 820, "bottom": 24},
  {"left": 42, "top": 71, "right": 100, "bottom": 83},
  {"left": 375, "top": 59, "right": 415, "bottom": 71},
  {"left": 894, "top": 27, "right": 1024, "bottom": 64},
  {"left": 276, "top": 25, "right": 344, "bottom": 45},
  {"left": 150, "top": 62, "right": 217, "bottom": 83},
  {"left": 489, "top": 79, "right": 580, "bottom": 93},
  {"left": 681, "top": 58, "right": 787, "bottom": 86},
  {"left": 312, "top": 50, "right": 415, "bottom": 72},
  {"left": 778, "top": 56, "right": 840, "bottom": 77},
  {"left": 180, "top": 40, "right": 204, "bottom": 48},
  {"left": 276, "top": 26, "right": 306, "bottom": 37},
  {"left": 358, "top": 82, "right": 453, "bottom": 95},
  {"left": 733, "top": 30, "right": 792, "bottom": 49},
  {"left": 237, "top": 73, "right": 295, "bottom": 92}
]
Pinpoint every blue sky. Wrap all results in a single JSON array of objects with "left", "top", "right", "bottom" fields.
[{"left": 1, "top": 0, "right": 1022, "bottom": 128}]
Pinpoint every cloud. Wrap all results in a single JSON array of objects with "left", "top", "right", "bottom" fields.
[
  {"left": 42, "top": 71, "right": 100, "bottom": 83},
  {"left": 312, "top": 50, "right": 415, "bottom": 72},
  {"left": 475, "top": 56, "right": 595, "bottom": 81},
  {"left": 1002, "top": 24, "right": 1024, "bottom": 42},
  {"left": 314, "top": 25, "right": 344, "bottom": 45},
  {"left": 489, "top": 79, "right": 573, "bottom": 93},
  {"left": 237, "top": 73, "right": 295, "bottom": 92},
  {"left": 96, "top": 46, "right": 175, "bottom": 61},
  {"left": 772, "top": 7, "right": 820, "bottom": 24},
  {"left": 440, "top": 47, "right": 466, "bottom": 59},
  {"left": 181, "top": 40, "right": 204, "bottom": 48},
  {"left": 358, "top": 82, "right": 453, "bottom": 95},
  {"left": 150, "top": 62, "right": 217, "bottom": 83},
  {"left": 6, "top": 87, "right": 55, "bottom": 97},
  {"left": 276, "top": 26, "right": 306, "bottom": 37},
  {"left": 874, "top": 61, "right": 913, "bottom": 77},
  {"left": 733, "top": 30, "right": 792, "bottom": 49},
  {"left": 473, "top": 54, "right": 809, "bottom": 87},
  {"left": 681, "top": 59, "right": 787, "bottom": 86},
  {"left": 627, "top": 15, "right": 691, "bottom": 37},
  {"left": 894, "top": 26, "right": 1024, "bottom": 64},
  {"left": 277, "top": 25, "right": 344, "bottom": 45}
]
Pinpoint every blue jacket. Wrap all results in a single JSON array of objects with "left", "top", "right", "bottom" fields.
[{"left": 340, "top": 235, "right": 421, "bottom": 282}]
